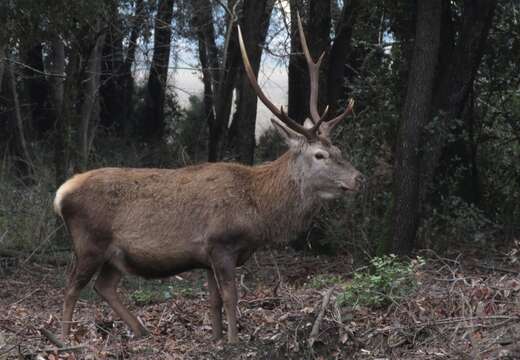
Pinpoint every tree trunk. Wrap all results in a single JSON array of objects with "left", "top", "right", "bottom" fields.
[
  {"left": 392, "top": 0, "right": 442, "bottom": 255},
  {"left": 288, "top": 0, "right": 307, "bottom": 123},
  {"left": 79, "top": 28, "right": 106, "bottom": 170},
  {"left": 387, "top": 0, "right": 416, "bottom": 109},
  {"left": 208, "top": 0, "right": 241, "bottom": 162},
  {"left": 99, "top": 2, "right": 126, "bottom": 133},
  {"left": 142, "top": 0, "right": 175, "bottom": 141},
  {"left": 308, "top": 0, "right": 331, "bottom": 113},
  {"left": 0, "top": 43, "right": 5, "bottom": 87},
  {"left": 49, "top": 34, "right": 66, "bottom": 186},
  {"left": 22, "top": 42, "right": 51, "bottom": 138},
  {"left": 121, "top": 0, "right": 145, "bottom": 136},
  {"left": 7, "top": 55, "right": 33, "bottom": 180},
  {"left": 326, "top": 0, "right": 359, "bottom": 115},
  {"left": 229, "top": 0, "right": 275, "bottom": 164},
  {"left": 193, "top": 0, "right": 219, "bottom": 160},
  {"left": 420, "top": 0, "right": 497, "bottom": 207}
]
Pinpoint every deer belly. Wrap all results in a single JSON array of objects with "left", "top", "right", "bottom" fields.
[{"left": 109, "top": 246, "right": 206, "bottom": 278}]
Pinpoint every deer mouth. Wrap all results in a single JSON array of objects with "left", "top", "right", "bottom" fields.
[{"left": 338, "top": 182, "right": 357, "bottom": 193}]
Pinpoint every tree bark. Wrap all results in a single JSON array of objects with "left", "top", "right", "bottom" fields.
[
  {"left": 208, "top": 0, "right": 241, "bottom": 162},
  {"left": 229, "top": 0, "right": 275, "bottom": 164},
  {"left": 326, "top": 0, "right": 359, "bottom": 115},
  {"left": 49, "top": 34, "right": 66, "bottom": 186},
  {"left": 99, "top": 2, "right": 126, "bottom": 133},
  {"left": 79, "top": 28, "right": 106, "bottom": 170},
  {"left": 193, "top": 0, "right": 219, "bottom": 160},
  {"left": 7, "top": 54, "right": 33, "bottom": 180},
  {"left": 0, "top": 43, "right": 5, "bottom": 88},
  {"left": 387, "top": 0, "right": 416, "bottom": 108},
  {"left": 120, "top": 0, "right": 145, "bottom": 136},
  {"left": 420, "top": 0, "right": 497, "bottom": 207},
  {"left": 288, "top": 0, "right": 307, "bottom": 123},
  {"left": 142, "top": 0, "right": 175, "bottom": 141},
  {"left": 392, "top": 0, "right": 442, "bottom": 255},
  {"left": 308, "top": 0, "right": 331, "bottom": 113},
  {"left": 22, "top": 42, "right": 51, "bottom": 138}
]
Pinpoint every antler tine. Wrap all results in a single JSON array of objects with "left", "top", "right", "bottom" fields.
[
  {"left": 296, "top": 12, "right": 325, "bottom": 125},
  {"left": 309, "top": 105, "right": 329, "bottom": 134},
  {"left": 238, "top": 26, "right": 316, "bottom": 140},
  {"left": 320, "top": 99, "right": 355, "bottom": 138}
]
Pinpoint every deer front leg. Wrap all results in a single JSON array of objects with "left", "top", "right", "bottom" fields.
[
  {"left": 213, "top": 260, "right": 239, "bottom": 344},
  {"left": 206, "top": 269, "right": 223, "bottom": 340}
]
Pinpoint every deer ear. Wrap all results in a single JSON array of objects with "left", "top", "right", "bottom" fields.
[{"left": 271, "top": 118, "right": 306, "bottom": 148}]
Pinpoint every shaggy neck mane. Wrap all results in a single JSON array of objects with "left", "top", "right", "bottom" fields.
[{"left": 251, "top": 151, "right": 320, "bottom": 244}]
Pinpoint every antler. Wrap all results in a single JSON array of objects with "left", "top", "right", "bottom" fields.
[
  {"left": 238, "top": 26, "right": 327, "bottom": 140},
  {"left": 320, "top": 98, "right": 354, "bottom": 138},
  {"left": 296, "top": 12, "right": 326, "bottom": 126},
  {"left": 238, "top": 18, "right": 353, "bottom": 141}
]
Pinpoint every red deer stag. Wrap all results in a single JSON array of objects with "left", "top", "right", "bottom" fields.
[{"left": 54, "top": 14, "right": 364, "bottom": 344}]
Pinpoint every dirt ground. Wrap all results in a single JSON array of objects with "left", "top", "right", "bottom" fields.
[{"left": 0, "top": 248, "right": 519, "bottom": 359}]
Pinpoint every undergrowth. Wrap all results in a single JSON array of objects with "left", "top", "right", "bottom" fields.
[{"left": 338, "top": 255, "right": 425, "bottom": 308}]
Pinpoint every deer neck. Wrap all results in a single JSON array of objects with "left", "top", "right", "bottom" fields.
[{"left": 252, "top": 151, "right": 321, "bottom": 244}]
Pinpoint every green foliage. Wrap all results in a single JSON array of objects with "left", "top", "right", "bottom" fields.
[
  {"left": 256, "top": 127, "right": 286, "bottom": 162},
  {"left": 130, "top": 289, "right": 160, "bottom": 305},
  {"left": 419, "top": 196, "right": 498, "bottom": 250},
  {"left": 0, "top": 146, "right": 58, "bottom": 251},
  {"left": 338, "top": 255, "right": 424, "bottom": 308},
  {"left": 170, "top": 94, "right": 208, "bottom": 162},
  {"left": 306, "top": 274, "right": 344, "bottom": 289},
  {"left": 128, "top": 274, "right": 204, "bottom": 305}
]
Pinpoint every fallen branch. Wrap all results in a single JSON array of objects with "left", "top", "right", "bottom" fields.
[
  {"left": 376, "top": 315, "right": 520, "bottom": 332},
  {"left": 40, "top": 328, "right": 65, "bottom": 348},
  {"left": 472, "top": 263, "right": 520, "bottom": 275},
  {"left": 0, "top": 248, "right": 69, "bottom": 266},
  {"left": 22, "top": 344, "right": 87, "bottom": 358},
  {"left": 38, "top": 328, "right": 87, "bottom": 355},
  {"left": 308, "top": 287, "right": 334, "bottom": 348}
]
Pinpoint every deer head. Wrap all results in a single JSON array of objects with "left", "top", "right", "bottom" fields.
[{"left": 238, "top": 13, "right": 365, "bottom": 199}]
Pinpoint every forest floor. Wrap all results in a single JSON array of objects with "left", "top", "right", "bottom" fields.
[{"left": 0, "top": 247, "right": 519, "bottom": 360}]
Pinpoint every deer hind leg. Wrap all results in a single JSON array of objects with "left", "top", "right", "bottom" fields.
[
  {"left": 62, "top": 256, "right": 101, "bottom": 339},
  {"left": 212, "top": 261, "right": 238, "bottom": 344},
  {"left": 94, "top": 262, "right": 149, "bottom": 338},
  {"left": 206, "top": 269, "right": 223, "bottom": 340}
]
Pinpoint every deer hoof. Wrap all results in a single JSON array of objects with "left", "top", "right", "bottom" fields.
[{"left": 133, "top": 327, "right": 150, "bottom": 339}]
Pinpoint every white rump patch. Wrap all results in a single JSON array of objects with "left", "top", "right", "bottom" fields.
[{"left": 53, "top": 174, "right": 87, "bottom": 216}]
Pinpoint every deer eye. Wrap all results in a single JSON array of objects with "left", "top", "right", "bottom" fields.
[{"left": 314, "top": 152, "right": 326, "bottom": 160}]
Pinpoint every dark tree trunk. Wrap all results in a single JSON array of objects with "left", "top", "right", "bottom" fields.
[
  {"left": 421, "top": 0, "right": 497, "bottom": 207},
  {"left": 387, "top": 0, "right": 416, "bottom": 109},
  {"left": 23, "top": 42, "right": 51, "bottom": 138},
  {"left": 288, "top": 0, "right": 307, "bottom": 123},
  {"left": 308, "top": 0, "right": 330, "bottom": 113},
  {"left": 5, "top": 57, "right": 33, "bottom": 180},
  {"left": 142, "top": 0, "right": 174, "bottom": 141},
  {"left": 392, "top": 0, "right": 442, "bottom": 255},
  {"left": 208, "top": 0, "right": 241, "bottom": 162},
  {"left": 99, "top": 2, "right": 126, "bottom": 133},
  {"left": 326, "top": 0, "right": 359, "bottom": 115},
  {"left": 49, "top": 35, "right": 67, "bottom": 187},
  {"left": 229, "top": 0, "right": 275, "bottom": 165},
  {"left": 193, "top": 0, "right": 219, "bottom": 160},
  {"left": 79, "top": 26, "right": 106, "bottom": 170},
  {"left": 120, "top": 0, "right": 145, "bottom": 136}
]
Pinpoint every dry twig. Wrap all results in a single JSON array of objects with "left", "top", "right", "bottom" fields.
[{"left": 308, "top": 287, "right": 334, "bottom": 348}]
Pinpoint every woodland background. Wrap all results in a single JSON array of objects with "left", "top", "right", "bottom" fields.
[
  {"left": 0, "top": 1, "right": 520, "bottom": 358},
  {"left": 1, "top": 0, "right": 519, "bottom": 257}
]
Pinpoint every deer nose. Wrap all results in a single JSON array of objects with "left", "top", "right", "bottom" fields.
[{"left": 354, "top": 173, "right": 366, "bottom": 190}]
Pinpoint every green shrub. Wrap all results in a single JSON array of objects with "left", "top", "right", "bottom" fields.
[
  {"left": 306, "top": 274, "right": 344, "bottom": 289},
  {"left": 419, "top": 196, "right": 499, "bottom": 250},
  {"left": 337, "top": 255, "right": 424, "bottom": 308}
]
